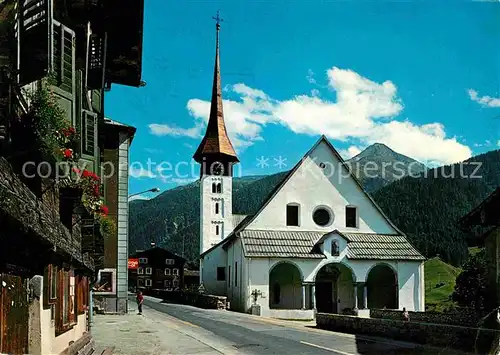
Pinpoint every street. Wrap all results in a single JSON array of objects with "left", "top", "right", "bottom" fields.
[{"left": 90, "top": 295, "right": 469, "bottom": 355}]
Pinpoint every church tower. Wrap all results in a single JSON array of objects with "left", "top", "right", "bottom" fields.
[{"left": 193, "top": 11, "right": 239, "bottom": 256}]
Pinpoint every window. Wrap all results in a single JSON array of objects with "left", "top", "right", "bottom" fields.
[
  {"left": 313, "top": 207, "right": 333, "bottom": 227},
  {"left": 137, "top": 279, "right": 144, "bottom": 287},
  {"left": 164, "top": 268, "right": 171, "bottom": 276},
  {"left": 286, "top": 204, "right": 299, "bottom": 226},
  {"left": 215, "top": 225, "right": 220, "bottom": 235},
  {"left": 137, "top": 267, "right": 144, "bottom": 275},
  {"left": 212, "top": 182, "right": 216, "bottom": 193},
  {"left": 164, "top": 280, "right": 171, "bottom": 288},
  {"left": 234, "top": 262, "right": 238, "bottom": 287},
  {"left": 216, "top": 183, "right": 222, "bottom": 193},
  {"left": 145, "top": 267, "right": 152, "bottom": 275},
  {"left": 173, "top": 268, "right": 179, "bottom": 276},
  {"left": 346, "top": 206, "right": 358, "bottom": 228},
  {"left": 139, "top": 257, "right": 148, "bottom": 264},
  {"left": 228, "top": 266, "right": 231, "bottom": 287},
  {"left": 217, "top": 267, "right": 226, "bottom": 281},
  {"left": 173, "top": 280, "right": 179, "bottom": 288},
  {"left": 331, "top": 240, "right": 340, "bottom": 256},
  {"left": 145, "top": 279, "right": 152, "bottom": 287},
  {"left": 165, "top": 259, "right": 175, "bottom": 265},
  {"left": 215, "top": 202, "right": 219, "bottom": 214},
  {"left": 273, "top": 283, "right": 280, "bottom": 304}
]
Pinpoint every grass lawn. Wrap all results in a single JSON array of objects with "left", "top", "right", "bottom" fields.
[{"left": 424, "top": 257, "right": 461, "bottom": 311}]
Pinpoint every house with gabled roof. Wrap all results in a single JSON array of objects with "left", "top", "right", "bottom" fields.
[{"left": 194, "top": 16, "right": 425, "bottom": 319}]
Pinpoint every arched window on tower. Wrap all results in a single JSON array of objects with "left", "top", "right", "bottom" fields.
[
  {"left": 215, "top": 202, "right": 219, "bottom": 214},
  {"left": 212, "top": 183, "right": 216, "bottom": 193},
  {"left": 215, "top": 225, "right": 220, "bottom": 235},
  {"left": 216, "top": 183, "right": 222, "bottom": 193}
]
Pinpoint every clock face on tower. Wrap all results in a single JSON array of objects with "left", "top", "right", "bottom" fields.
[{"left": 212, "top": 161, "right": 224, "bottom": 176}]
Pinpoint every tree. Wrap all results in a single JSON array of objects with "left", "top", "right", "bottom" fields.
[{"left": 452, "top": 249, "right": 494, "bottom": 311}]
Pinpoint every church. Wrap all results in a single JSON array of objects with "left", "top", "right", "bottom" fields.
[{"left": 193, "top": 14, "right": 425, "bottom": 319}]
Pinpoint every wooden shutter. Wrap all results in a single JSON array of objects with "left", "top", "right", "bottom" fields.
[
  {"left": 51, "top": 20, "right": 76, "bottom": 125},
  {"left": 82, "top": 109, "right": 97, "bottom": 155},
  {"left": 17, "top": 0, "right": 53, "bottom": 85},
  {"left": 87, "top": 33, "right": 106, "bottom": 90}
]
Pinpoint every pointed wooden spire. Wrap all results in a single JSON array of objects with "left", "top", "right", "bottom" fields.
[{"left": 193, "top": 11, "right": 239, "bottom": 164}]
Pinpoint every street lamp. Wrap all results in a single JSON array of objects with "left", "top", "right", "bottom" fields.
[{"left": 128, "top": 187, "right": 160, "bottom": 200}]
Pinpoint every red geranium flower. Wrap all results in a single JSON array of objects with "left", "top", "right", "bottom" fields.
[
  {"left": 100, "top": 205, "right": 109, "bottom": 216},
  {"left": 63, "top": 148, "right": 73, "bottom": 158}
]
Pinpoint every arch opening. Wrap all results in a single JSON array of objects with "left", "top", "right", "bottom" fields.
[
  {"left": 366, "top": 264, "right": 398, "bottom": 309},
  {"left": 269, "top": 262, "right": 303, "bottom": 309},
  {"left": 315, "top": 263, "right": 355, "bottom": 314}
]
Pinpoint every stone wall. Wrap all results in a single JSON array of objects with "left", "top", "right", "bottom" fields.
[
  {"left": 147, "top": 290, "right": 227, "bottom": 310},
  {"left": 370, "top": 308, "right": 482, "bottom": 327},
  {"left": 316, "top": 313, "right": 499, "bottom": 353}
]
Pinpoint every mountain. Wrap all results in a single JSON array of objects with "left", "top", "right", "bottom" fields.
[
  {"left": 346, "top": 143, "right": 426, "bottom": 192},
  {"left": 129, "top": 144, "right": 500, "bottom": 267},
  {"left": 372, "top": 149, "right": 500, "bottom": 266}
]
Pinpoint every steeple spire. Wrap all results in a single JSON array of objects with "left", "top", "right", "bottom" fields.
[{"left": 193, "top": 11, "right": 239, "bottom": 165}]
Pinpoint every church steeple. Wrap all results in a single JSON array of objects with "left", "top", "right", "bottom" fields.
[{"left": 193, "top": 11, "right": 239, "bottom": 169}]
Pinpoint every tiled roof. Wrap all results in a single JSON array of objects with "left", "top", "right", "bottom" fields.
[
  {"left": 343, "top": 233, "right": 425, "bottom": 260},
  {"left": 238, "top": 230, "right": 425, "bottom": 261},
  {"left": 240, "top": 230, "right": 325, "bottom": 258}
]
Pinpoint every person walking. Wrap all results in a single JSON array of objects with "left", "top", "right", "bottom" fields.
[
  {"left": 136, "top": 290, "right": 144, "bottom": 315},
  {"left": 402, "top": 307, "right": 410, "bottom": 321}
]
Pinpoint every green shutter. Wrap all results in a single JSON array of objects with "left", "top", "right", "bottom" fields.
[
  {"left": 82, "top": 109, "right": 97, "bottom": 156},
  {"left": 50, "top": 20, "right": 76, "bottom": 126},
  {"left": 80, "top": 109, "right": 98, "bottom": 172},
  {"left": 91, "top": 89, "right": 102, "bottom": 114},
  {"left": 17, "top": 0, "right": 52, "bottom": 85}
]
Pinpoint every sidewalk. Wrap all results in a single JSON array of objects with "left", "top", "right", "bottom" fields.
[{"left": 91, "top": 304, "right": 238, "bottom": 355}]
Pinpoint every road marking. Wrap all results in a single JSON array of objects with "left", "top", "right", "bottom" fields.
[
  {"left": 300, "top": 341, "right": 355, "bottom": 355},
  {"left": 178, "top": 319, "right": 200, "bottom": 328}
]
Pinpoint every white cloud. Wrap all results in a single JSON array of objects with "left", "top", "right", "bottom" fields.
[
  {"left": 148, "top": 123, "right": 201, "bottom": 138},
  {"left": 497, "top": 140, "right": 500, "bottom": 147},
  {"left": 128, "top": 194, "right": 151, "bottom": 202},
  {"left": 150, "top": 67, "right": 472, "bottom": 165},
  {"left": 129, "top": 165, "right": 154, "bottom": 179},
  {"left": 339, "top": 146, "right": 363, "bottom": 160},
  {"left": 468, "top": 89, "right": 500, "bottom": 108}
]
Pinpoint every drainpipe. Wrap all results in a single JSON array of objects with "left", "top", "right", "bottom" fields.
[{"left": 88, "top": 287, "right": 94, "bottom": 329}]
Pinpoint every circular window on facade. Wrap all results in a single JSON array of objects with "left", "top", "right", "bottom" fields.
[{"left": 313, "top": 207, "right": 332, "bottom": 227}]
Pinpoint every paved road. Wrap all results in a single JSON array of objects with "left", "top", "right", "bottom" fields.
[{"left": 134, "top": 295, "right": 461, "bottom": 355}]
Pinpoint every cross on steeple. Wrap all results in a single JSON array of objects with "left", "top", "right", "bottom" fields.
[{"left": 212, "top": 10, "right": 223, "bottom": 30}]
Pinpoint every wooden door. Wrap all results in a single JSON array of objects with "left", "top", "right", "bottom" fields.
[{"left": 0, "top": 274, "right": 29, "bottom": 354}]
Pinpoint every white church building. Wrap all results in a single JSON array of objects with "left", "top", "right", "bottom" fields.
[{"left": 193, "top": 16, "right": 425, "bottom": 319}]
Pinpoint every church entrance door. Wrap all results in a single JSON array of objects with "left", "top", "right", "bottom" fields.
[
  {"left": 315, "top": 263, "right": 355, "bottom": 314},
  {"left": 316, "top": 281, "right": 333, "bottom": 313}
]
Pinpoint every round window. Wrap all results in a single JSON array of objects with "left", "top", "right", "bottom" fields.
[{"left": 313, "top": 207, "right": 332, "bottom": 227}]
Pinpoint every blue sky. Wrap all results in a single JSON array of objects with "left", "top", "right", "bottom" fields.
[{"left": 105, "top": 0, "right": 500, "bottom": 199}]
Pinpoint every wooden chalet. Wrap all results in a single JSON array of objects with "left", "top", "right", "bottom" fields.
[
  {"left": 0, "top": 0, "right": 144, "bottom": 354},
  {"left": 459, "top": 187, "right": 500, "bottom": 307}
]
